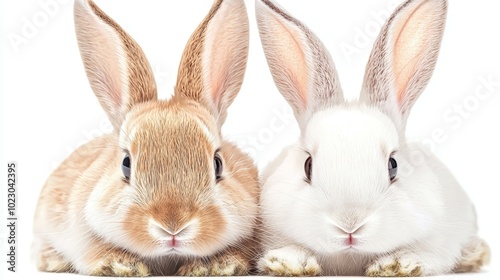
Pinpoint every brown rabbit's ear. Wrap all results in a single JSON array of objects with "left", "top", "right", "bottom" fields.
[
  {"left": 74, "top": 0, "right": 157, "bottom": 131},
  {"left": 360, "top": 0, "right": 447, "bottom": 132},
  {"left": 256, "top": 0, "right": 344, "bottom": 131},
  {"left": 174, "top": 0, "right": 249, "bottom": 126}
]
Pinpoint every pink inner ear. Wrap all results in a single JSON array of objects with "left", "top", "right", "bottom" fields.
[
  {"left": 75, "top": 0, "right": 130, "bottom": 128},
  {"left": 209, "top": 50, "right": 231, "bottom": 106},
  {"left": 392, "top": 2, "right": 434, "bottom": 103},
  {"left": 287, "top": 68, "right": 308, "bottom": 109},
  {"left": 209, "top": 41, "right": 230, "bottom": 104},
  {"left": 267, "top": 16, "right": 309, "bottom": 108},
  {"left": 203, "top": 2, "right": 248, "bottom": 112},
  {"left": 101, "top": 70, "right": 122, "bottom": 107}
]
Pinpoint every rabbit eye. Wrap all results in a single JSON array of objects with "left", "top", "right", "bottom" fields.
[
  {"left": 304, "top": 156, "right": 312, "bottom": 183},
  {"left": 122, "top": 153, "right": 131, "bottom": 181},
  {"left": 388, "top": 157, "right": 397, "bottom": 181},
  {"left": 214, "top": 153, "right": 223, "bottom": 182}
]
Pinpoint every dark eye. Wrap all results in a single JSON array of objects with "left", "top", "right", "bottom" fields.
[
  {"left": 388, "top": 157, "right": 397, "bottom": 181},
  {"left": 214, "top": 153, "right": 223, "bottom": 182},
  {"left": 304, "top": 156, "right": 312, "bottom": 183},
  {"left": 122, "top": 154, "right": 131, "bottom": 181}
]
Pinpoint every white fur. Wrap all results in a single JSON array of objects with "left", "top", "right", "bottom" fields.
[
  {"left": 213, "top": 179, "right": 255, "bottom": 249},
  {"left": 84, "top": 178, "right": 136, "bottom": 251},
  {"left": 260, "top": 106, "right": 477, "bottom": 275},
  {"left": 259, "top": 245, "right": 321, "bottom": 275},
  {"left": 257, "top": 0, "right": 482, "bottom": 276}
]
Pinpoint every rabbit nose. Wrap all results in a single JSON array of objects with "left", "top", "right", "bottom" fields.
[
  {"left": 336, "top": 223, "right": 364, "bottom": 235},
  {"left": 328, "top": 215, "right": 366, "bottom": 235},
  {"left": 148, "top": 218, "right": 199, "bottom": 241},
  {"left": 348, "top": 234, "right": 355, "bottom": 245},
  {"left": 159, "top": 225, "right": 185, "bottom": 236}
]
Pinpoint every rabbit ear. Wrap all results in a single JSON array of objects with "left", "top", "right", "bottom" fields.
[
  {"left": 360, "top": 0, "right": 447, "bottom": 131},
  {"left": 256, "top": 0, "right": 344, "bottom": 130},
  {"left": 174, "top": 0, "right": 249, "bottom": 126},
  {"left": 74, "top": 0, "right": 157, "bottom": 131}
]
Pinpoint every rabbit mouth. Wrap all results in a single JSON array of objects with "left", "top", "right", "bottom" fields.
[
  {"left": 159, "top": 239, "right": 192, "bottom": 253},
  {"left": 157, "top": 245, "right": 190, "bottom": 257},
  {"left": 164, "top": 247, "right": 182, "bottom": 254},
  {"left": 342, "top": 245, "right": 360, "bottom": 252}
]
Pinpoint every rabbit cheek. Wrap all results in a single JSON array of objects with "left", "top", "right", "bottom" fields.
[
  {"left": 216, "top": 177, "right": 257, "bottom": 238},
  {"left": 193, "top": 205, "right": 227, "bottom": 255},
  {"left": 122, "top": 204, "right": 162, "bottom": 254}
]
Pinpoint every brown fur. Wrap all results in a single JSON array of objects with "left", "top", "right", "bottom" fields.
[
  {"left": 176, "top": 237, "right": 257, "bottom": 276},
  {"left": 34, "top": 0, "right": 256, "bottom": 276},
  {"left": 37, "top": 246, "right": 73, "bottom": 273},
  {"left": 175, "top": 1, "right": 222, "bottom": 105},
  {"left": 365, "top": 258, "right": 422, "bottom": 277},
  {"left": 260, "top": 258, "right": 321, "bottom": 276},
  {"left": 175, "top": 0, "right": 249, "bottom": 125},
  {"left": 454, "top": 236, "right": 491, "bottom": 273},
  {"left": 88, "top": 1, "right": 157, "bottom": 110}
]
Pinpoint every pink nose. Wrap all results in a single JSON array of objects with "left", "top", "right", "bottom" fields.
[
  {"left": 169, "top": 236, "right": 177, "bottom": 247},
  {"left": 346, "top": 234, "right": 355, "bottom": 246}
]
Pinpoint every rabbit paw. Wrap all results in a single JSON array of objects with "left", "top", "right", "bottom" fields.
[
  {"left": 88, "top": 250, "right": 149, "bottom": 277},
  {"left": 37, "top": 247, "right": 72, "bottom": 273},
  {"left": 258, "top": 246, "right": 321, "bottom": 276},
  {"left": 455, "top": 236, "right": 491, "bottom": 273},
  {"left": 366, "top": 254, "right": 422, "bottom": 277},
  {"left": 177, "top": 253, "right": 248, "bottom": 276}
]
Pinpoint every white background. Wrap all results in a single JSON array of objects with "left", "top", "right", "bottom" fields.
[{"left": 1, "top": 0, "right": 499, "bottom": 279}]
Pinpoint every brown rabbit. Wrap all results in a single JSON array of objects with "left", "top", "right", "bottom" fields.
[{"left": 33, "top": 0, "right": 259, "bottom": 276}]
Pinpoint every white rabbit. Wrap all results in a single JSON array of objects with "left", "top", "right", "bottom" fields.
[{"left": 255, "top": 0, "right": 490, "bottom": 276}]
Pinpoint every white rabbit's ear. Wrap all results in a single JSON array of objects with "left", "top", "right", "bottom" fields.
[
  {"left": 256, "top": 0, "right": 344, "bottom": 130},
  {"left": 74, "top": 0, "right": 157, "bottom": 131},
  {"left": 360, "top": 0, "right": 447, "bottom": 131},
  {"left": 175, "top": 0, "right": 249, "bottom": 126}
]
